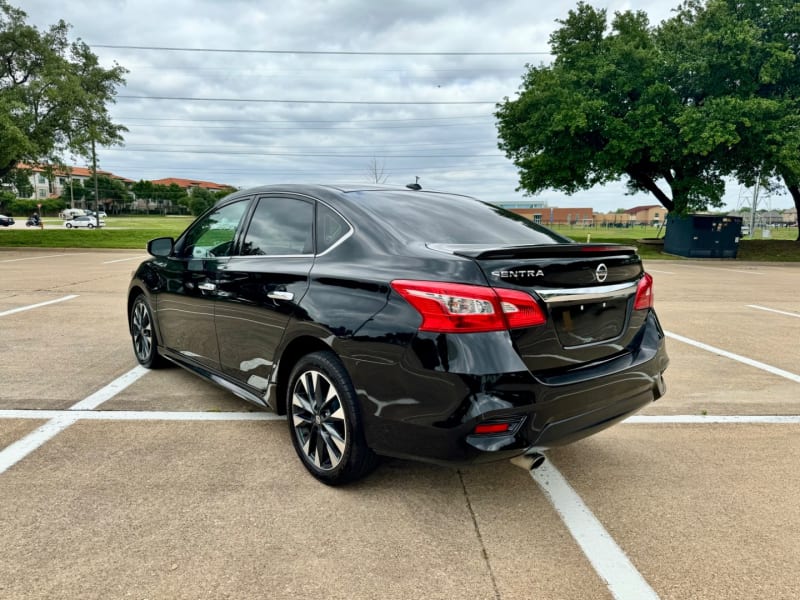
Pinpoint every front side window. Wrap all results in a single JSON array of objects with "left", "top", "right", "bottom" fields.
[
  {"left": 241, "top": 196, "right": 314, "bottom": 256},
  {"left": 179, "top": 200, "right": 249, "bottom": 259}
]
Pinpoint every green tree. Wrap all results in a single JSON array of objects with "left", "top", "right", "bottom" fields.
[
  {"left": 0, "top": 166, "right": 33, "bottom": 197},
  {"left": 663, "top": 0, "right": 800, "bottom": 239},
  {"left": 496, "top": 3, "right": 733, "bottom": 215},
  {"left": 59, "top": 177, "right": 86, "bottom": 204},
  {"left": 0, "top": 1, "right": 127, "bottom": 178},
  {"left": 188, "top": 187, "right": 214, "bottom": 216}
]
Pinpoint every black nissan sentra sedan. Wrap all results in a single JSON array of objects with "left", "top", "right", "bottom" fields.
[{"left": 128, "top": 185, "right": 668, "bottom": 484}]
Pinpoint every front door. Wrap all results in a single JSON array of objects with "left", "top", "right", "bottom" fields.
[{"left": 156, "top": 199, "right": 251, "bottom": 371}]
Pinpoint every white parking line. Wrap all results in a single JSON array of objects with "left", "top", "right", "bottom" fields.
[
  {"left": 627, "top": 415, "right": 800, "bottom": 424},
  {"left": 531, "top": 461, "right": 660, "bottom": 600},
  {"left": 0, "top": 366, "right": 149, "bottom": 475},
  {"left": 675, "top": 265, "right": 765, "bottom": 275},
  {"left": 747, "top": 304, "right": 800, "bottom": 319},
  {"left": 665, "top": 330, "right": 800, "bottom": 384},
  {"left": 646, "top": 269, "right": 674, "bottom": 275},
  {"left": 0, "top": 253, "right": 75, "bottom": 263},
  {"left": 0, "top": 409, "right": 284, "bottom": 421},
  {"left": 102, "top": 255, "right": 146, "bottom": 264},
  {"left": 0, "top": 294, "right": 79, "bottom": 318}
]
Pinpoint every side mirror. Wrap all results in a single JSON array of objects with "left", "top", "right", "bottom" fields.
[{"left": 147, "top": 237, "right": 174, "bottom": 257}]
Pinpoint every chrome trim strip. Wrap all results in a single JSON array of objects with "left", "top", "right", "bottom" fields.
[{"left": 536, "top": 281, "right": 638, "bottom": 304}]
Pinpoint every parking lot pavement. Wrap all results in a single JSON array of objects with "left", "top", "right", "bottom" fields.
[
  {"left": 549, "top": 424, "right": 800, "bottom": 600},
  {"left": 0, "top": 420, "right": 47, "bottom": 450},
  {"left": 1, "top": 421, "right": 497, "bottom": 600},
  {"left": 101, "top": 367, "right": 266, "bottom": 413},
  {"left": 2, "top": 250, "right": 800, "bottom": 599}
]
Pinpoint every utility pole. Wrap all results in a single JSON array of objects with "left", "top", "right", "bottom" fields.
[
  {"left": 750, "top": 172, "right": 760, "bottom": 236},
  {"left": 91, "top": 138, "right": 101, "bottom": 228}
]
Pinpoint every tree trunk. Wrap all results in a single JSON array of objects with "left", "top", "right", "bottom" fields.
[{"left": 626, "top": 170, "right": 675, "bottom": 212}]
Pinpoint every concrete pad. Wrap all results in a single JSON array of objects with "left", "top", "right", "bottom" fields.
[
  {"left": 0, "top": 421, "right": 497, "bottom": 599},
  {"left": 460, "top": 463, "right": 611, "bottom": 599},
  {"left": 0, "top": 293, "right": 134, "bottom": 409},
  {"left": 549, "top": 425, "right": 800, "bottom": 599},
  {"left": 640, "top": 340, "right": 800, "bottom": 415},
  {"left": 103, "top": 367, "right": 265, "bottom": 412},
  {"left": 0, "top": 419, "right": 47, "bottom": 450},
  {"left": 657, "top": 301, "right": 800, "bottom": 375}
]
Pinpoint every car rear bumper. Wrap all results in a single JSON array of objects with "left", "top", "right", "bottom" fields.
[{"left": 345, "top": 311, "right": 668, "bottom": 466}]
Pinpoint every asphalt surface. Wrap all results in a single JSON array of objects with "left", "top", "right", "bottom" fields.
[{"left": 1, "top": 248, "right": 799, "bottom": 599}]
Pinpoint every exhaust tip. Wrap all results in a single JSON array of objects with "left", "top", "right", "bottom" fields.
[{"left": 510, "top": 451, "right": 546, "bottom": 471}]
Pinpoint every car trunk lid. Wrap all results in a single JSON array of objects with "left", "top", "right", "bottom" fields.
[{"left": 428, "top": 243, "right": 646, "bottom": 372}]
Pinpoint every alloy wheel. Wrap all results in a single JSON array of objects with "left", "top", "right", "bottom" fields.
[
  {"left": 291, "top": 370, "right": 348, "bottom": 471},
  {"left": 131, "top": 300, "right": 153, "bottom": 362}
]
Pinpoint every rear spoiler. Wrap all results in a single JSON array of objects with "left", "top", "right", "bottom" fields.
[{"left": 427, "top": 243, "right": 638, "bottom": 260}]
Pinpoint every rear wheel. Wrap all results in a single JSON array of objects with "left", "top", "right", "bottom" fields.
[
  {"left": 287, "top": 351, "right": 379, "bottom": 485},
  {"left": 65, "top": 223, "right": 72, "bottom": 228},
  {"left": 88, "top": 223, "right": 95, "bottom": 229},
  {"left": 130, "top": 295, "right": 166, "bottom": 368}
]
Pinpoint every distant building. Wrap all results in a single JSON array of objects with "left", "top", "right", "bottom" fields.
[
  {"left": 623, "top": 205, "right": 665, "bottom": 226},
  {"left": 496, "top": 199, "right": 548, "bottom": 209},
  {"left": 150, "top": 177, "right": 233, "bottom": 194},
  {"left": 14, "top": 163, "right": 131, "bottom": 201},
  {"left": 509, "top": 207, "right": 594, "bottom": 226}
]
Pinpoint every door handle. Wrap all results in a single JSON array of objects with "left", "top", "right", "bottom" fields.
[
  {"left": 198, "top": 282, "right": 217, "bottom": 291},
  {"left": 267, "top": 290, "right": 294, "bottom": 301}
]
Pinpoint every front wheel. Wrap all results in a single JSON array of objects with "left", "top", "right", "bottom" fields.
[
  {"left": 129, "top": 295, "right": 166, "bottom": 368},
  {"left": 287, "top": 351, "right": 379, "bottom": 485},
  {"left": 65, "top": 223, "right": 72, "bottom": 228}
]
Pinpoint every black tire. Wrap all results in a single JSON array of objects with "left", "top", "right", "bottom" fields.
[
  {"left": 287, "top": 351, "right": 379, "bottom": 485},
  {"left": 88, "top": 223, "right": 95, "bottom": 229},
  {"left": 65, "top": 223, "right": 72, "bottom": 228},
  {"left": 129, "top": 294, "right": 166, "bottom": 368}
]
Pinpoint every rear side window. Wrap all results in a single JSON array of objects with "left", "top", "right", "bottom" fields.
[
  {"left": 241, "top": 196, "right": 314, "bottom": 256},
  {"left": 316, "top": 203, "right": 350, "bottom": 254},
  {"left": 349, "top": 191, "right": 571, "bottom": 245}
]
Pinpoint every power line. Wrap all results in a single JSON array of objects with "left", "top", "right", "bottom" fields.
[
  {"left": 116, "top": 114, "right": 492, "bottom": 124},
  {"left": 113, "top": 148, "right": 506, "bottom": 158},
  {"left": 121, "top": 122, "right": 493, "bottom": 131},
  {"left": 94, "top": 44, "right": 549, "bottom": 56},
  {"left": 116, "top": 94, "right": 496, "bottom": 105}
]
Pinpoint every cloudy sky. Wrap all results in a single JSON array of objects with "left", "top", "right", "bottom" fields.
[{"left": 18, "top": 0, "right": 789, "bottom": 212}]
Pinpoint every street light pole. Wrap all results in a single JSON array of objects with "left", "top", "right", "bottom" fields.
[{"left": 91, "top": 138, "right": 101, "bottom": 228}]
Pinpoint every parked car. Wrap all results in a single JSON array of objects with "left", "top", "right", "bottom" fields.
[
  {"left": 64, "top": 215, "right": 105, "bottom": 228},
  {"left": 0, "top": 214, "right": 14, "bottom": 227},
  {"left": 128, "top": 185, "right": 669, "bottom": 485}
]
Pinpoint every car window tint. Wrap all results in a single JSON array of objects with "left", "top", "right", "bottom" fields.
[
  {"left": 180, "top": 200, "right": 249, "bottom": 259},
  {"left": 349, "top": 191, "right": 572, "bottom": 245},
  {"left": 316, "top": 203, "right": 350, "bottom": 254},
  {"left": 241, "top": 196, "right": 314, "bottom": 256}
]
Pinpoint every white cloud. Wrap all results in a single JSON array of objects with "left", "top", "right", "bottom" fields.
[{"left": 16, "top": 0, "right": 793, "bottom": 211}]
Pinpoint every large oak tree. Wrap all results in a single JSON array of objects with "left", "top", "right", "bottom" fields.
[
  {"left": 0, "top": 1, "right": 127, "bottom": 180},
  {"left": 496, "top": 0, "right": 800, "bottom": 227}
]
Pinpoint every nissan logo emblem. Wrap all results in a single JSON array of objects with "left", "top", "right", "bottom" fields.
[{"left": 596, "top": 263, "right": 608, "bottom": 283}]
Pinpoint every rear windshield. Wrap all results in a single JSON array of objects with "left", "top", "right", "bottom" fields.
[{"left": 348, "top": 191, "right": 572, "bottom": 245}]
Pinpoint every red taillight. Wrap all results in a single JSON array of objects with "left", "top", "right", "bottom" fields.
[
  {"left": 473, "top": 423, "right": 511, "bottom": 434},
  {"left": 391, "top": 280, "right": 546, "bottom": 333},
  {"left": 634, "top": 272, "right": 654, "bottom": 310}
]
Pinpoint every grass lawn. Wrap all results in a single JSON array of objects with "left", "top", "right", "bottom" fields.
[{"left": 1, "top": 218, "right": 798, "bottom": 260}]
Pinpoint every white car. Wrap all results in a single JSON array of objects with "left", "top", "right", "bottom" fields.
[{"left": 64, "top": 215, "right": 106, "bottom": 229}]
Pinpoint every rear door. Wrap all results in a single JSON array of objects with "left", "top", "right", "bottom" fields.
[{"left": 214, "top": 194, "right": 316, "bottom": 391}]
